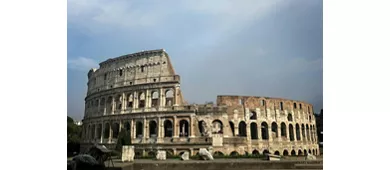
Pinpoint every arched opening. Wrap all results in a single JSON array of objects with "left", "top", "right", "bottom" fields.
[
  {"left": 229, "top": 121, "right": 235, "bottom": 136},
  {"left": 310, "top": 125, "right": 313, "bottom": 141},
  {"left": 304, "top": 149, "right": 307, "bottom": 155},
  {"left": 127, "top": 94, "right": 133, "bottom": 109},
  {"left": 287, "top": 113, "right": 293, "bottom": 121},
  {"left": 213, "top": 151, "right": 224, "bottom": 157},
  {"left": 298, "top": 150, "right": 303, "bottom": 156},
  {"left": 124, "top": 122, "right": 130, "bottom": 131},
  {"left": 179, "top": 120, "right": 189, "bottom": 137},
  {"left": 281, "top": 122, "right": 287, "bottom": 137},
  {"left": 138, "top": 92, "right": 145, "bottom": 108},
  {"left": 308, "top": 150, "right": 312, "bottom": 154},
  {"left": 283, "top": 150, "right": 289, "bottom": 156},
  {"left": 112, "top": 123, "right": 119, "bottom": 138},
  {"left": 250, "top": 122, "right": 258, "bottom": 139},
  {"left": 212, "top": 120, "right": 223, "bottom": 134},
  {"left": 100, "top": 98, "right": 105, "bottom": 112},
  {"left": 274, "top": 151, "right": 280, "bottom": 155},
  {"left": 271, "top": 122, "right": 278, "bottom": 138},
  {"left": 252, "top": 150, "right": 260, "bottom": 155},
  {"left": 296, "top": 124, "right": 301, "bottom": 140},
  {"left": 198, "top": 121, "right": 205, "bottom": 136},
  {"left": 306, "top": 124, "right": 310, "bottom": 141},
  {"left": 106, "top": 97, "right": 112, "bottom": 113},
  {"left": 262, "top": 150, "right": 270, "bottom": 155},
  {"left": 115, "top": 95, "right": 122, "bottom": 110},
  {"left": 104, "top": 123, "right": 110, "bottom": 139},
  {"left": 165, "top": 89, "right": 174, "bottom": 106},
  {"left": 289, "top": 124, "right": 294, "bottom": 141},
  {"left": 250, "top": 110, "right": 257, "bottom": 120},
  {"left": 164, "top": 120, "right": 173, "bottom": 137},
  {"left": 91, "top": 125, "right": 95, "bottom": 139},
  {"left": 312, "top": 149, "right": 315, "bottom": 155},
  {"left": 293, "top": 102, "right": 297, "bottom": 109},
  {"left": 149, "top": 121, "right": 157, "bottom": 138},
  {"left": 136, "top": 121, "right": 143, "bottom": 138},
  {"left": 280, "top": 102, "right": 284, "bottom": 110},
  {"left": 239, "top": 121, "right": 247, "bottom": 136},
  {"left": 151, "top": 91, "right": 159, "bottom": 107},
  {"left": 148, "top": 151, "right": 156, "bottom": 157},
  {"left": 301, "top": 124, "right": 305, "bottom": 139},
  {"left": 96, "top": 124, "right": 102, "bottom": 139},
  {"left": 230, "top": 151, "right": 239, "bottom": 156},
  {"left": 291, "top": 150, "right": 296, "bottom": 156},
  {"left": 261, "top": 122, "right": 269, "bottom": 140}
]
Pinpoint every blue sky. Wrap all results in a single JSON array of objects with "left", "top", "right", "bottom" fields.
[{"left": 67, "top": 0, "right": 323, "bottom": 120}]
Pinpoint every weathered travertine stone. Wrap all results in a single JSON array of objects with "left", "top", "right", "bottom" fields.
[
  {"left": 267, "top": 154, "right": 281, "bottom": 161},
  {"left": 181, "top": 151, "right": 189, "bottom": 161},
  {"left": 156, "top": 150, "right": 166, "bottom": 160},
  {"left": 199, "top": 148, "right": 214, "bottom": 160},
  {"left": 305, "top": 153, "right": 317, "bottom": 160},
  {"left": 122, "top": 146, "right": 135, "bottom": 162}
]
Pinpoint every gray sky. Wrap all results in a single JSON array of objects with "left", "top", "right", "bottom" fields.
[{"left": 67, "top": 0, "right": 323, "bottom": 120}]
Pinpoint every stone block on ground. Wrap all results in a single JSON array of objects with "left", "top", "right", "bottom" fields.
[
  {"left": 122, "top": 145, "right": 135, "bottom": 162},
  {"left": 199, "top": 148, "right": 214, "bottom": 160},
  {"left": 156, "top": 150, "right": 166, "bottom": 160},
  {"left": 305, "top": 153, "right": 317, "bottom": 160},
  {"left": 181, "top": 151, "right": 190, "bottom": 161}
]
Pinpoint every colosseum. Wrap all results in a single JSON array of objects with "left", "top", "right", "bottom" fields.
[{"left": 81, "top": 49, "right": 320, "bottom": 157}]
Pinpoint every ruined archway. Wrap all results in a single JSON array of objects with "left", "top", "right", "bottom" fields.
[
  {"left": 165, "top": 89, "right": 174, "bottom": 106},
  {"left": 212, "top": 119, "right": 223, "bottom": 134},
  {"left": 298, "top": 150, "right": 303, "bottom": 156},
  {"left": 271, "top": 122, "right": 278, "bottom": 138},
  {"left": 283, "top": 150, "right": 289, "bottom": 156},
  {"left": 136, "top": 121, "right": 143, "bottom": 137},
  {"left": 252, "top": 149, "right": 260, "bottom": 156},
  {"left": 112, "top": 123, "right": 119, "bottom": 138},
  {"left": 289, "top": 124, "right": 294, "bottom": 141},
  {"left": 179, "top": 120, "right": 189, "bottom": 137},
  {"left": 296, "top": 124, "right": 301, "bottom": 141},
  {"left": 291, "top": 150, "right": 296, "bottom": 156},
  {"left": 151, "top": 91, "right": 159, "bottom": 107},
  {"left": 103, "top": 123, "right": 110, "bottom": 139},
  {"left": 274, "top": 151, "right": 280, "bottom": 155},
  {"left": 281, "top": 122, "right": 287, "bottom": 137},
  {"left": 138, "top": 92, "right": 145, "bottom": 108},
  {"left": 230, "top": 151, "right": 239, "bottom": 156},
  {"left": 239, "top": 121, "right": 247, "bottom": 137},
  {"left": 250, "top": 110, "right": 257, "bottom": 120},
  {"left": 164, "top": 120, "right": 173, "bottom": 137},
  {"left": 261, "top": 122, "right": 269, "bottom": 140},
  {"left": 149, "top": 120, "right": 157, "bottom": 138},
  {"left": 250, "top": 122, "right": 258, "bottom": 139}
]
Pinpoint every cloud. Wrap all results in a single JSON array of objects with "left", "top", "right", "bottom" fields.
[
  {"left": 67, "top": 0, "right": 289, "bottom": 36},
  {"left": 68, "top": 57, "right": 98, "bottom": 71}
]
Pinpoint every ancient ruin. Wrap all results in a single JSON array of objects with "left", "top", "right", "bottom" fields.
[{"left": 81, "top": 49, "right": 320, "bottom": 158}]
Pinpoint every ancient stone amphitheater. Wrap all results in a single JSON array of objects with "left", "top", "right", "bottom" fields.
[{"left": 81, "top": 49, "right": 320, "bottom": 157}]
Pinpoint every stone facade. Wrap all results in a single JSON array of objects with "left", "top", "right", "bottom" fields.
[{"left": 80, "top": 49, "right": 320, "bottom": 157}]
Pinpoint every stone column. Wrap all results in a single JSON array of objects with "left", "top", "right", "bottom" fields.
[
  {"left": 122, "top": 93, "right": 126, "bottom": 112},
  {"left": 157, "top": 117, "right": 163, "bottom": 143},
  {"left": 100, "top": 123, "right": 104, "bottom": 143},
  {"left": 173, "top": 85, "right": 179, "bottom": 106},
  {"left": 190, "top": 116, "right": 195, "bottom": 137},
  {"left": 234, "top": 122, "right": 239, "bottom": 136},
  {"left": 277, "top": 124, "right": 282, "bottom": 141},
  {"left": 103, "top": 97, "right": 107, "bottom": 115},
  {"left": 268, "top": 124, "right": 273, "bottom": 142},
  {"left": 293, "top": 126, "right": 297, "bottom": 142},
  {"left": 173, "top": 116, "right": 178, "bottom": 138},
  {"left": 119, "top": 121, "right": 123, "bottom": 133},
  {"left": 144, "top": 118, "right": 148, "bottom": 140},
  {"left": 159, "top": 88, "right": 165, "bottom": 108},
  {"left": 133, "top": 91, "right": 138, "bottom": 109},
  {"left": 286, "top": 126, "right": 290, "bottom": 141},
  {"left": 111, "top": 97, "right": 115, "bottom": 114},
  {"left": 257, "top": 124, "right": 262, "bottom": 141},
  {"left": 109, "top": 123, "right": 113, "bottom": 143},
  {"left": 131, "top": 119, "right": 135, "bottom": 139},
  {"left": 145, "top": 89, "right": 151, "bottom": 108}
]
